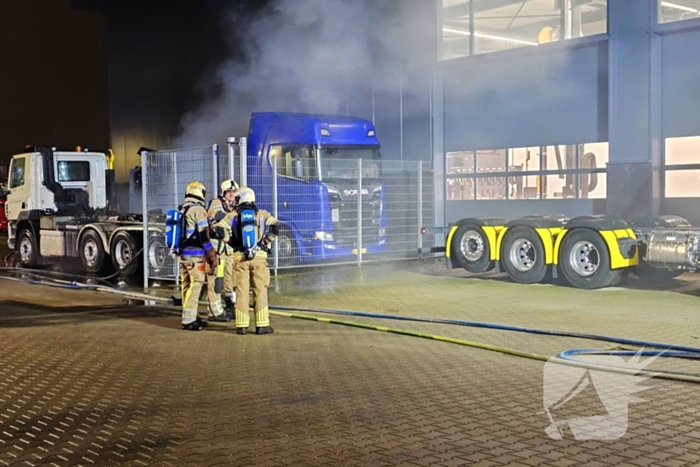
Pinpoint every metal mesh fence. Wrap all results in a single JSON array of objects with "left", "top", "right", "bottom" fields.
[
  {"left": 266, "top": 158, "right": 436, "bottom": 270},
  {"left": 140, "top": 142, "right": 436, "bottom": 285},
  {"left": 141, "top": 145, "right": 227, "bottom": 283}
]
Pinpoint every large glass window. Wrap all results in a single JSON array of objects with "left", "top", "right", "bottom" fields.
[
  {"left": 664, "top": 135, "right": 700, "bottom": 197},
  {"left": 446, "top": 142, "right": 608, "bottom": 200},
  {"left": 440, "top": 0, "right": 608, "bottom": 60},
  {"left": 9, "top": 157, "right": 25, "bottom": 189},
  {"left": 659, "top": 0, "right": 700, "bottom": 24},
  {"left": 57, "top": 161, "right": 90, "bottom": 182}
]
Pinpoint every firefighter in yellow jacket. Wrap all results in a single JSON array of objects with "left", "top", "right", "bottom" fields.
[
  {"left": 179, "top": 181, "right": 228, "bottom": 331},
  {"left": 225, "top": 186, "right": 279, "bottom": 335},
  {"left": 207, "top": 179, "right": 239, "bottom": 314}
]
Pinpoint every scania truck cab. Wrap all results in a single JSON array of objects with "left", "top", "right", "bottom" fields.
[{"left": 247, "top": 112, "right": 388, "bottom": 265}]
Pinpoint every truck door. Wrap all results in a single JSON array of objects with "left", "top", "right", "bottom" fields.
[{"left": 5, "top": 155, "right": 30, "bottom": 221}]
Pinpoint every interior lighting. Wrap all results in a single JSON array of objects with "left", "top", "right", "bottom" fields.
[
  {"left": 661, "top": 1, "right": 699, "bottom": 13},
  {"left": 442, "top": 26, "right": 539, "bottom": 46}
]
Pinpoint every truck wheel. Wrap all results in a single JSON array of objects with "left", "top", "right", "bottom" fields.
[
  {"left": 17, "top": 229, "right": 38, "bottom": 268},
  {"left": 110, "top": 231, "right": 141, "bottom": 277},
  {"left": 559, "top": 229, "right": 622, "bottom": 289},
  {"left": 80, "top": 230, "right": 107, "bottom": 274},
  {"left": 501, "top": 227, "right": 547, "bottom": 284},
  {"left": 274, "top": 227, "right": 297, "bottom": 266},
  {"left": 147, "top": 236, "right": 168, "bottom": 275},
  {"left": 450, "top": 223, "right": 493, "bottom": 273}
]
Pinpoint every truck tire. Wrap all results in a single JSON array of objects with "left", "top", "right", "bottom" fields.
[
  {"left": 17, "top": 229, "right": 38, "bottom": 268},
  {"left": 110, "top": 231, "right": 141, "bottom": 277},
  {"left": 80, "top": 230, "right": 107, "bottom": 274},
  {"left": 559, "top": 229, "right": 622, "bottom": 289},
  {"left": 450, "top": 223, "right": 493, "bottom": 273},
  {"left": 147, "top": 235, "right": 168, "bottom": 275},
  {"left": 501, "top": 226, "right": 547, "bottom": 284},
  {"left": 275, "top": 226, "right": 297, "bottom": 266}
]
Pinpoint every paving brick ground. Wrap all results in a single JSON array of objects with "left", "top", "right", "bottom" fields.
[{"left": 1, "top": 259, "right": 700, "bottom": 466}]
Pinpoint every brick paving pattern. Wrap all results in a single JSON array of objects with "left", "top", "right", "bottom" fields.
[{"left": 0, "top": 263, "right": 699, "bottom": 466}]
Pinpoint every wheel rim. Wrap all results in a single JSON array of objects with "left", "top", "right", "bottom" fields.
[
  {"left": 509, "top": 239, "right": 536, "bottom": 272},
  {"left": 114, "top": 239, "right": 132, "bottom": 269},
  {"left": 83, "top": 239, "right": 100, "bottom": 267},
  {"left": 569, "top": 240, "right": 599, "bottom": 276},
  {"left": 277, "top": 234, "right": 293, "bottom": 259},
  {"left": 19, "top": 236, "right": 32, "bottom": 264},
  {"left": 149, "top": 238, "right": 166, "bottom": 270},
  {"left": 460, "top": 230, "right": 484, "bottom": 262}
]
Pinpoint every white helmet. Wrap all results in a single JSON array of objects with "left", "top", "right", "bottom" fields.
[
  {"left": 236, "top": 186, "right": 255, "bottom": 205},
  {"left": 220, "top": 179, "right": 239, "bottom": 197}
]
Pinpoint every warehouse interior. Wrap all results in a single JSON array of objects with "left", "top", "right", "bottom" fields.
[{"left": 434, "top": 0, "right": 700, "bottom": 226}]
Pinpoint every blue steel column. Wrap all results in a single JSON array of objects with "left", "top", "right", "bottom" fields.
[{"left": 607, "top": 0, "right": 662, "bottom": 219}]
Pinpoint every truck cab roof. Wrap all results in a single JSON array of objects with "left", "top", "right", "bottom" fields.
[{"left": 248, "top": 112, "right": 380, "bottom": 157}]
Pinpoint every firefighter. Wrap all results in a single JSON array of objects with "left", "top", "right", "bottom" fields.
[
  {"left": 179, "top": 181, "right": 228, "bottom": 331},
  {"left": 207, "top": 179, "right": 239, "bottom": 313},
  {"left": 226, "top": 186, "right": 279, "bottom": 335}
]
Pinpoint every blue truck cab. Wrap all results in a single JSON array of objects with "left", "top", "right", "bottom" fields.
[{"left": 247, "top": 112, "right": 388, "bottom": 265}]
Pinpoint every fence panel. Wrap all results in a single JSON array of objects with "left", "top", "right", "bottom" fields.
[
  {"left": 268, "top": 158, "right": 436, "bottom": 270},
  {"left": 142, "top": 145, "right": 226, "bottom": 283}
]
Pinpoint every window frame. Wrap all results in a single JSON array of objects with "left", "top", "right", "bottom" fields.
[{"left": 9, "top": 157, "right": 26, "bottom": 189}]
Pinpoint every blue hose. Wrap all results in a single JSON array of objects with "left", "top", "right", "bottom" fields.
[{"left": 270, "top": 305, "right": 700, "bottom": 354}]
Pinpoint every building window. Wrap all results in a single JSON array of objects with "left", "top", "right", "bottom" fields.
[
  {"left": 658, "top": 0, "right": 700, "bottom": 24},
  {"left": 664, "top": 135, "right": 700, "bottom": 197},
  {"left": 440, "top": 0, "right": 608, "bottom": 60},
  {"left": 446, "top": 142, "right": 608, "bottom": 200}
]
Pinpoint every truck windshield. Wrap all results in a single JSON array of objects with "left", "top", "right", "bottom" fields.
[{"left": 317, "top": 147, "right": 381, "bottom": 181}]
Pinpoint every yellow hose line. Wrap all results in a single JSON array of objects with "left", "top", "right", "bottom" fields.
[{"left": 269, "top": 310, "right": 700, "bottom": 384}]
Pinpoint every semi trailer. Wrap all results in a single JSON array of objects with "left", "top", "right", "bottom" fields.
[{"left": 424, "top": 213, "right": 696, "bottom": 289}]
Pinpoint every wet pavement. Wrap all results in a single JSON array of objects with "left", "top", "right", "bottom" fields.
[{"left": 1, "top": 252, "right": 700, "bottom": 465}]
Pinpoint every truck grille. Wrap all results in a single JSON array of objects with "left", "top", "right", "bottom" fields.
[{"left": 330, "top": 196, "right": 381, "bottom": 247}]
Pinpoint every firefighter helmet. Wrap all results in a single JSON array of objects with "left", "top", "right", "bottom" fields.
[
  {"left": 236, "top": 186, "right": 255, "bottom": 205},
  {"left": 186, "top": 181, "right": 206, "bottom": 201},
  {"left": 220, "top": 179, "right": 239, "bottom": 197}
]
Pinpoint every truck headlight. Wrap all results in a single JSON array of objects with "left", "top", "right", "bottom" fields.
[{"left": 314, "top": 231, "right": 334, "bottom": 241}]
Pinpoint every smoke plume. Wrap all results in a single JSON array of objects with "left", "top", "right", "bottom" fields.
[{"left": 175, "top": 0, "right": 435, "bottom": 147}]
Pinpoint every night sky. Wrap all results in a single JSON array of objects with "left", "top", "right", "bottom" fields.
[{"left": 0, "top": 0, "right": 268, "bottom": 169}]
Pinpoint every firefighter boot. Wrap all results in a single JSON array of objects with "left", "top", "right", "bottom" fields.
[
  {"left": 224, "top": 296, "right": 235, "bottom": 314},
  {"left": 182, "top": 321, "right": 203, "bottom": 331},
  {"left": 209, "top": 312, "right": 232, "bottom": 323},
  {"left": 255, "top": 326, "right": 274, "bottom": 335},
  {"left": 236, "top": 328, "right": 247, "bottom": 335},
  {"left": 196, "top": 317, "right": 208, "bottom": 327}
]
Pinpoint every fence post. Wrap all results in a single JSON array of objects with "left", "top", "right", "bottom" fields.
[
  {"left": 240, "top": 137, "right": 248, "bottom": 186},
  {"left": 172, "top": 152, "right": 180, "bottom": 286},
  {"left": 212, "top": 144, "right": 219, "bottom": 193},
  {"left": 141, "top": 150, "right": 149, "bottom": 290},
  {"left": 227, "top": 137, "right": 236, "bottom": 182},
  {"left": 418, "top": 160, "right": 423, "bottom": 257},
  {"left": 272, "top": 156, "right": 278, "bottom": 275},
  {"left": 357, "top": 158, "right": 363, "bottom": 267}
]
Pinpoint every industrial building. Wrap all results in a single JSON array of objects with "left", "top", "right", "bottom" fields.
[{"left": 432, "top": 0, "right": 700, "bottom": 226}]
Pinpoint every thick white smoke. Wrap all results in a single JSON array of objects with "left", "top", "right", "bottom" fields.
[{"left": 175, "top": 0, "right": 434, "bottom": 147}]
